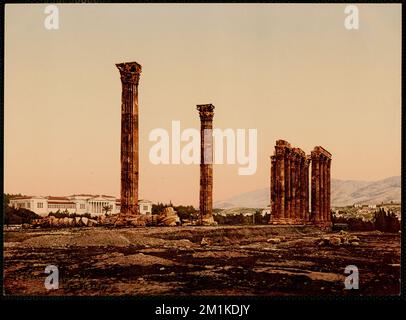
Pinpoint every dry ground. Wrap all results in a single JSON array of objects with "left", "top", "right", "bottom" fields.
[{"left": 3, "top": 225, "right": 400, "bottom": 296}]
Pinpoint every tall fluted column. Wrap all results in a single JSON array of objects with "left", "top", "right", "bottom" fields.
[
  {"left": 285, "top": 151, "right": 291, "bottom": 223},
  {"left": 320, "top": 157, "right": 325, "bottom": 223},
  {"left": 116, "top": 62, "right": 142, "bottom": 216},
  {"left": 311, "top": 152, "right": 320, "bottom": 224},
  {"left": 311, "top": 146, "right": 332, "bottom": 228},
  {"left": 270, "top": 156, "right": 277, "bottom": 220},
  {"left": 299, "top": 156, "right": 305, "bottom": 223},
  {"left": 295, "top": 154, "right": 301, "bottom": 223},
  {"left": 197, "top": 104, "right": 215, "bottom": 225},
  {"left": 270, "top": 140, "right": 291, "bottom": 224},
  {"left": 326, "top": 158, "right": 332, "bottom": 224},
  {"left": 291, "top": 153, "right": 297, "bottom": 224},
  {"left": 277, "top": 152, "right": 285, "bottom": 222},
  {"left": 304, "top": 157, "right": 310, "bottom": 223}
]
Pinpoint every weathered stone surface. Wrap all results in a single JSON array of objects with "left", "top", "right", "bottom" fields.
[
  {"left": 270, "top": 140, "right": 332, "bottom": 229},
  {"left": 329, "top": 237, "right": 341, "bottom": 246},
  {"left": 311, "top": 146, "right": 332, "bottom": 228},
  {"left": 116, "top": 61, "right": 142, "bottom": 216},
  {"left": 200, "top": 237, "right": 212, "bottom": 246},
  {"left": 316, "top": 233, "right": 361, "bottom": 247},
  {"left": 267, "top": 237, "right": 282, "bottom": 244},
  {"left": 157, "top": 207, "right": 180, "bottom": 227},
  {"left": 81, "top": 217, "right": 89, "bottom": 226},
  {"left": 197, "top": 104, "right": 215, "bottom": 225},
  {"left": 88, "top": 219, "right": 98, "bottom": 227},
  {"left": 270, "top": 140, "right": 309, "bottom": 225}
]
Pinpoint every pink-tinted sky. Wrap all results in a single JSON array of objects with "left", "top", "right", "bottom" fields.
[{"left": 4, "top": 4, "right": 401, "bottom": 206}]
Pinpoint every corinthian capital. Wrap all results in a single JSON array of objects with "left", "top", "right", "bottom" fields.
[
  {"left": 197, "top": 104, "right": 215, "bottom": 122},
  {"left": 116, "top": 61, "right": 142, "bottom": 85}
]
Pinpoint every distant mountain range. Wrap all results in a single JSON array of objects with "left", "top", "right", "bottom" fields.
[{"left": 214, "top": 176, "right": 401, "bottom": 209}]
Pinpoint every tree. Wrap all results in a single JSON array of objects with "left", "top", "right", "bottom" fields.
[
  {"left": 103, "top": 204, "right": 113, "bottom": 216},
  {"left": 4, "top": 206, "right": 41, "bottom": 225},
  {"left": 3, "top": 193, "right": 23, "bottom": 207}
]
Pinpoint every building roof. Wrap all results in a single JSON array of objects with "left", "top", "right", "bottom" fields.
[
  {"left": 47, "top": 196, "right": 70, "bottom": 201},
  {"left": 48, "top": 201, "right": 76, "bottom": 205},
  {"left": 70, "top": 194, "right": 116, "bottom": 199},
  {"left": 10, "top": 196, "right": 34, "bottom": 200}
]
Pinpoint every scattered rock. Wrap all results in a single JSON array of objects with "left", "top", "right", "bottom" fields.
[
  {"left": 200, "top": 237, "right": 211, "bottom": 246},
  {"left": 316, "top": 233, "right": 361, "bottom": 247},
  {"left": 157, "top": 207, "right": 181, "bottom": 227},
  {"left": 329, "top": 237, "right": 341, "bottom": 246},
  {"left": 267, "top": 238, "right": 282, "bottom": 244},
  {"left": 348, "top": 235, "right": 360, "bottom": 243},
  {"left": 200, "top": 216, "right": 218, "bottom": 226}
]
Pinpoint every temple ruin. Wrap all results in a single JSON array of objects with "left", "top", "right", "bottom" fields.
[
  {"left": 116, "top": 61, "right": 142, "bottom": 216},
  {"left": 270, "top": 140, "right": 332, "bottom": 228},
  {"left": 197, "top": 104, "right": 215, "bottom": 225}
]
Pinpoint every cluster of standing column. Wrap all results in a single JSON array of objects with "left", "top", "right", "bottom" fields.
[
  {"left": 270, "top": 140, "right": 310, "bottom": 224},
  {"left": 270, "top": 140, "right": 332, "bottom": 227}
]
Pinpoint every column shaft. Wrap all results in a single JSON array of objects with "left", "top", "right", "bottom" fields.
[
  {"left": 326, "top": 159, "right": 332, "bottom": 224},
  {"left": 270, "top": 156, "right": 277, "bottom": 221},
  {"left": 311, "top": 155, "right": 320, "bottom": 223},
  {"left": 295, "top": 156, "right": 301, "bottom": 223},
  {"left": 197, "top": 104, "right": 215, "bottom": 225},
  {"left": 116, "top": 62, "right": 142, "bottom": 216},
  {"left": 285, "top": 153, "right": 291, "bottom": 222}
]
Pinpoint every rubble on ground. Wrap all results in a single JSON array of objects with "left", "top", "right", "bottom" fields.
[
  {"left": 316, "top": 231, "right": 360, "bottom": 247},
  {"left": 31, "top": 216, "right": 98, "bottom": 228},
  {"left": 30, "top": 207, "right": 182, "bottom": 229},
  {"left": 267, "top": 237, "right": 284, "bottom": 244},
  {"left": 157, "top": 207, "right": 180, "bottom": 227}
]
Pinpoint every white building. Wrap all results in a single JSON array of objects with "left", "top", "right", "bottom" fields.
[
  {"left": 9, "top": 195, "right": 152, "bottom": 218},
  {"left": 139, "top": 199, "right": 153, "bottom": 215}
]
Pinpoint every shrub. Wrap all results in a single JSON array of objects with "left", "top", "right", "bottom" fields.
[{"left": 4, "top": 206, "right": 41, "bottom": 224}]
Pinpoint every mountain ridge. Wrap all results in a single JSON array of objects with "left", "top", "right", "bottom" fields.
[{"left": 214, "top": 176, "right": 401, "bottom": 209}]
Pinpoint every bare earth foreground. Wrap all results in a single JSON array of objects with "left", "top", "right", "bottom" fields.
[{"left": 3, "top": 225, "right": 400, "bottom": 296}]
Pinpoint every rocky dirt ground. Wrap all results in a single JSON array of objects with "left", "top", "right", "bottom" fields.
[{"left": 3, "top": 225, "right": 400, "bottom": 296}]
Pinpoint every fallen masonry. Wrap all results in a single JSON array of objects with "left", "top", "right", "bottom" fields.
[{"left": 30, "top": 207, "right": 181, "bottom": 228}]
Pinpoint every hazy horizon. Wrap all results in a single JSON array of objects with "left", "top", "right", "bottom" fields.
[{"left": 4, "top": 4, "right": 401, "bottom": 206}]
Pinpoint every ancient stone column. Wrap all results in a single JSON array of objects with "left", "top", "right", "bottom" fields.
[
  {"left": 285, "top": 151, "right": 291, "bottom": 223},
  {"left": 295, "top": 151, "right": 301, "bottom": 224},
  {"left": 197, "top": 104, "right": 215, "bottom": 225},
  {"left": 276, "top": 153, "right": 285, "bottom": 222},
  {"left": 325, "top": 158, "right": 332, "bottom": 224},
  {"left": 320, "top": 156, "right": 325, "bottom": 223},
  {"left": 311, "top": 146, "right": 332, "bottom": 228},
  {"left": 291, "top": 152, "right": 297, "bottom": 224},
  {"left": 270, "top": 140, "right": 291, "bottom": 224},
  {"left": 270, "top": 156, "right": 277, "bottom": 221},
  {"left": 304, "top": 157, "right": 311, "bottom": 223},
  {"left": 298, "top": 153, "right": 304, "bottom": 224},
  {"left": 311, "top": 150, "right": 320, "bottom": 224},
  {"left": 300, "top": 156, "right": 306, "bottom": 223},
  {"left": 116, "top": 62, "right": 142, "bottom": 216}
]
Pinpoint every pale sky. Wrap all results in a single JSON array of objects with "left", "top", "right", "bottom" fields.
[{"left": 4, "top": 4, "right": 401, "bottom": 206}]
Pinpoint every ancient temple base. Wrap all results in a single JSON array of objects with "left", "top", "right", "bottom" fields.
[
  {"left": 200, "top": 215, "right": 217, "bottom": 226},
  {"left": 314, "top": 221, "right": 333, "bottom": 229}
]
